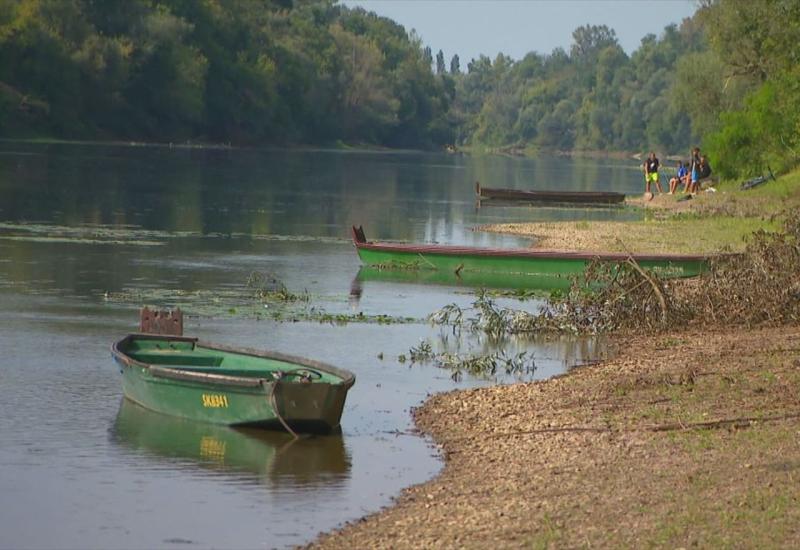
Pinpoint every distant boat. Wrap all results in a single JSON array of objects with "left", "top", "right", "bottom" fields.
[
  {"left": 351, "top": 225, "right": 710, "bottom": 280},
  {"left": 112, "top": 332, "right": 355, "bottom": 434},
  {"left": 475, "top": 181, "right": 625, "bottom": 205}
]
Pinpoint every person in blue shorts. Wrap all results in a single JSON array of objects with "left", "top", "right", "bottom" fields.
[{"left": 688, "top": 147, "right": 701, "bottom": 194}]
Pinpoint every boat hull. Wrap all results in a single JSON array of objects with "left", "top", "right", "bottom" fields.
[
  {"left": 351, "top": 227, "right": 709, "bottom": 281},
  {"left": 112, "top": 335, "right": 354, "bottom": 433},
  {"left": 476, "top": 182, "right": 625, "bottom": 204},
  {"left": 357, "top": 244, "right": 707, "bottom": 278},
  {"left": 356, "top": 265, "right": 575, "bottom": 292}
]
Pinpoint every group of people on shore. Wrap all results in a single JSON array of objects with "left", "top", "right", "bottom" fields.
[{"left": 643, "top": 147, "right": 713, "bottom": 197}]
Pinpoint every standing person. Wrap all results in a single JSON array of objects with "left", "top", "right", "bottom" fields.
[
  {"left": 644, "top": 151, "right": 663, "bottom": 196},
  {"left": 688, "top": 147, "right": 702, "bottom": 194}
]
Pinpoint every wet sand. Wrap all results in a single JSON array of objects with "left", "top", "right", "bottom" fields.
[{"left": 312, "top": 325, "right": 800, "bottom": 548}]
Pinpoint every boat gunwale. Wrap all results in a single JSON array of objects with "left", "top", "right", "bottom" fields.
[{"left": 112, "top": 333, "right": 356, "bottom": 389}]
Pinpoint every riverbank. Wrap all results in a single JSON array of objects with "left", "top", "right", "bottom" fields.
[
  {"left": 313, "top": 325, "right": 800, "bottom": 548},
  {"left": 478, "top": 171, "right": 800, "bottom": 254},
  {"left": 310, "top": 169, "right": 800, "bottom": 547}
]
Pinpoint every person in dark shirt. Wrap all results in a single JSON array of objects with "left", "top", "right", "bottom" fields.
[
  {"left": 699, "top": 156, "right": 712, "bottom": 180},
  {"left": 694, "top": 155, "right": 714, "bottom": 192},
  {"left": 644, "top": 151, "right": 663, "bottom": 196}
]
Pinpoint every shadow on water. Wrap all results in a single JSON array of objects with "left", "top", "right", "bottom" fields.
[{"left": 111, "top": 398, "right": 351, "bottom": 487}]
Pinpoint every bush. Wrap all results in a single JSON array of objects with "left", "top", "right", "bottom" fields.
[{"left": 705, "top": 81, "right": 800, "bottom": 179}]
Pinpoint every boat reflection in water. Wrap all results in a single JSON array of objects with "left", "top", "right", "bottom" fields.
[{"left": 112, "top": 399, "right": 350, "bottom": 487}]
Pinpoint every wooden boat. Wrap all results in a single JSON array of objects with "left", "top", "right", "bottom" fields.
[
  {"left": 351, "top": 225, "right": 710, "bottom": 280},
  {"left": 475, "top": 181, "right": 625, "bottom": 204},
  {"left": 112, "top": 332, "right": 355, "bottom": 434}
]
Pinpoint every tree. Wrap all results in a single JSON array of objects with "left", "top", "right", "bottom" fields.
[
  {"left": 423, "top": 46, "right": 432, "bottom": 68},
  {"left": 700, "top": 0, "right": 800, "bottom": 83},
  {"left": 449, "top": 54, "right": 460, "bottom": 75},
  {"left": 330, "top": 23, "right": 398, "bottom": 140},
  {"left": 570, "top": 24, "right": 618, "bottom": 61},
  {"left": 0, "top": 0, "right": 457, "bottom": 147},
  {"left": 435, "top": 49, "right": 445, "bottom": 74}
]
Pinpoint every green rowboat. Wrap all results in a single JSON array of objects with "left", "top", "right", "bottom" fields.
[
  {"left": 112, "top": 334, "right": 355, "bottom": 433},
  {"left": 351, "top": 226, "right": 710, "bottom": 281}
]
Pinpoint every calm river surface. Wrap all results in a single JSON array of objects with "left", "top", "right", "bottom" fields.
[{"left": 0, "top": 143, "right": 646, "bottom": 549}]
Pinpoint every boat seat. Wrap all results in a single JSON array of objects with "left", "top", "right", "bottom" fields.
[{"left": 132, "top": 353, "right": 224, "bottom": 367}]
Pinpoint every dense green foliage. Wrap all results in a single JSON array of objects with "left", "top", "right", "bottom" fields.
[
  {"left": 450, "top": 19, "right": 706, "bottom": 154},
  {"left": 0, "top": 0, "right": 797, "bottom": 176},
  {"left": 0, "top": 0, "right": 451, "bottom": 146},
  {"left": 697, "top": 0, "right": 800, "bottom": 178}
]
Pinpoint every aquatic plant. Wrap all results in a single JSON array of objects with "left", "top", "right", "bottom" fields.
[
  {"left": 103, "top": 284, "right": 420, "bottom": 325},
  {"left": 404, "top": 339, "right": 536, "bottom": 381},
  {"left": 438, "top": 350, "right": 536, "bottom": 382},
  {"left": 246, "top": 271, "right": 309, "bottom": 303},
  {"left": 428, "top": 302, "right": 464, "bottom": 334},
  {"left": 428, "top": 290, "right": 544, "bottom": 336},
  {"left": 408, "top": 340, "right": 435, "bottom": 362},
  {"left": 314, "top": 311, "right": 417, "bottom": 326},
  {"left": 483, "top": 288, "right": 545, "bottom": 300}
]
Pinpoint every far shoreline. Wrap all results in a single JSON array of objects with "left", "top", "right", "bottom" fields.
[{"left": 1, "top": 137, "right": 683, "bottom": 162}]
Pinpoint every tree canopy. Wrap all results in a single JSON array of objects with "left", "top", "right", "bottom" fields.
[
  {"left": 0, "top": 0, "right": 797, "bottom": 177},
  {"left": 0, "top": 0, "right": 451, "bottom": 147}
]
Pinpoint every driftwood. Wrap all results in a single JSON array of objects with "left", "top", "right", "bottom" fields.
[{"left": 625, "top": 256, "right": 669, "bottom": 324}]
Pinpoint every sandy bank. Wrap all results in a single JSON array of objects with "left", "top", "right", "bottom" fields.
[
  {"left": 312, "top": 326, "right": 800, "bottom": 548},
  {"left": 476, "top": 190, "right": 768, "bottom": 255}
]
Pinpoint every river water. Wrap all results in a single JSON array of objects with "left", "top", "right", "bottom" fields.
[{"left": 0, "top": 143, "right": 646, "bottom": 549}]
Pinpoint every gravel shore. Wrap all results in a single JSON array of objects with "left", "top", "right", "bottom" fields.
[{"left": 312, "top": 326, "right": 800, "bottom": 548}]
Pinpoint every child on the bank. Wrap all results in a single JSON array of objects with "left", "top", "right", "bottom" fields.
[{"left": 669, "top": 161, "right": 688, "bottom": 194}]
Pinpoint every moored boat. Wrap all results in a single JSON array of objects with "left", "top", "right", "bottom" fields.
[
  {"left": 351, "top": 225, "right": 710, "bottom": 280},
  {"left": 476, "top": 181, "right": 625, "bottom": 204},
  {"left": 112, "top": 333, "right": 355, "bottom": 434}
]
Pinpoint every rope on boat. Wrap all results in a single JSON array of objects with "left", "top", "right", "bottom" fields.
[{"left": 269, "top": 373, "right": 299, "bottom": 439}]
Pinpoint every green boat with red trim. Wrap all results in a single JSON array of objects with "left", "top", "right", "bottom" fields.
[
  {"left": 351, "top": 225, "right": 710, "bottom": 281},
  {"left": 112, "top": 334, "right": 355, "bottom": 434}
]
